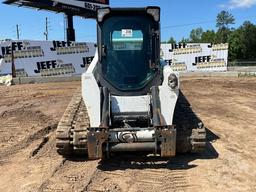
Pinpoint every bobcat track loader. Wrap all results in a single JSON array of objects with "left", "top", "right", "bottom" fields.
[{"left": 56, "top": 7, "right": 206, "bottom": 159}]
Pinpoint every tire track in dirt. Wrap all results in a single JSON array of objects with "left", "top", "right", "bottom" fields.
[
  {"left": 0, "top": 127, "right": 99, "bottom": 192},
  {"left": 38, "top": 158, "right": 100, "bottom": 192},
  {"left": 85, "top": 155, "right": 198, "bottom": 192},
  {"left": 0, "top": 105, "right": 57, "bottom": 155},
  {"left": 19, "top": 125, "right": 101, "bottom": 192},
  {"left": 0, "top": 123, "right": 57, "bottom": 158},
  {"left": 31, "top": 134, "right": 99, "bottom": 192}
]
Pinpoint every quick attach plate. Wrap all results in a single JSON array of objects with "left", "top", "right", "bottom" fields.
[
  {"left": 155, "top": 125, "right": 176, "bottom": 157},
  {"left": 87, "top": 128, "right": 108, "bottom": 160}
]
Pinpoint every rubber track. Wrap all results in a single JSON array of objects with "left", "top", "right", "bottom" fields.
[
  {"left": 56, "top": 89, "right": 205, "bottom": 155},
  {"left": 56, "top": 89, "right": 89, "bottom": 156}
]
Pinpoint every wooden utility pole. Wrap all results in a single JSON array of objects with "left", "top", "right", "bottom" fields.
[
  {"left": 44, "top": 17, "right": 49, "bottom": 40},
  {"left": 64, "top": 14, "right": 67, "bottom": 41},
  {"left": 16, "top": 24, "right": 20, "bottom": 40},
  {"left": 11, "top": 44, "right": 16, "bottom": 78}
]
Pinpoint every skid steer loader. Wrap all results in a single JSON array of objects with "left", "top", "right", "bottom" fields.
[{"left": 56, "top": 6, "right": 206, "bottom": 159}]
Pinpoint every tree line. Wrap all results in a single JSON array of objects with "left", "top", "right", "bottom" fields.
[{"left": 166, "top": 11, "right": 256, "bottom": 61}]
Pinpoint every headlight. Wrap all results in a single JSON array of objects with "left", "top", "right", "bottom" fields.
[{"left": 168, "top": 74, "right": 178, "bottom": 89}]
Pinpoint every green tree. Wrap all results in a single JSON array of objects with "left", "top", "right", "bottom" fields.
[
  {"left": 215, "top": 28, "right": 231, "bottom": 43},
  {"left": 201, "top": 30, "right": 216, "bottom": 43},
  {"left": 216, "top": 10, "right": 235, "bottom": 30},
  {"left": 180, "top": 37, "right": 190, "bottom": 44},
  {"left": 228, "top": 28, "right": 243, "bottom": 61},
  {"left": 215, "top": 11, "right": 235, "bottom": 43},
  {"left": 189, "top": 27, "right": 203, "bottom": 43},
  {"left": 228, "top": 21, "right": 256, "bottom": 61},
  {"left": 240, "top": 21, "right": 256, "bottom": 60},
  {"left": 167, "top": 37, "right": 176, "bottom": 44}
]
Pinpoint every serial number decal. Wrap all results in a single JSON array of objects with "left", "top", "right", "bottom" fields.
[{"left": 84, "top": 2, "right": 101, "bottom": 11}]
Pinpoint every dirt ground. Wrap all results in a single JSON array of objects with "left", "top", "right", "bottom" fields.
[{"left": 0, "top": 77, "right": 255, "bottom": 192}]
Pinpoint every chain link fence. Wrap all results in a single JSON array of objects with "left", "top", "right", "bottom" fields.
[{"left": 228, "top": 61, "right": 256, "bottom": 72}]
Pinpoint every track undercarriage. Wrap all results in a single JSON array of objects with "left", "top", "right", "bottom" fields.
[
  {"left": 56, "top": 89, "right": 206, "bottom": 158},
  {"left": 56, "top": 90, "right": 89, "bottom": 156}
]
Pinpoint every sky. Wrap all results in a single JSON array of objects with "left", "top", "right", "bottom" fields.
[{"left": 0, "top": 0, "right": 256, "bottom": 42}]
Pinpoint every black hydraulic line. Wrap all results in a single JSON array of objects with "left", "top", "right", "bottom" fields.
[
  {"left": 11, "top": 48, "right": 16, "bottom": 78},
  {"left": 100, "top": 87, "right": 110, "bottom": 128},
  {"left": 151, "top": 86, "right": 161, "bottom": 127}
]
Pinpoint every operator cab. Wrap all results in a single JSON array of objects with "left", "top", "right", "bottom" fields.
[
  {"left": 80, "top": 7, "right": 180, "bottom": 159},
  {"left": 96, "top": 7, "right": 162, "bottom": 95}
]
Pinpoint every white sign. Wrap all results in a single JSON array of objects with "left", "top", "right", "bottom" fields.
[
  {"left": 56, "top": 0, "right": 109, "bottom": 11},
  {"left": 121, "top": 29, "right": 133, "bottom": 38},
  {"left": 0, "top": 40, "right": 96, "bottom": 77},
  {"left": 161, "top": 43, "right": 228, "bottom": 72},
  {"left": 0, "top": 41, "right": 229, "bottom": 78}
]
